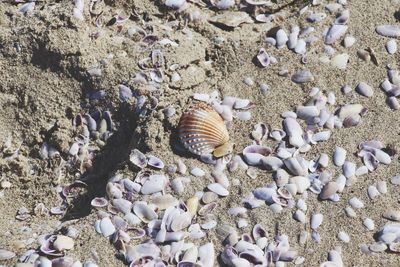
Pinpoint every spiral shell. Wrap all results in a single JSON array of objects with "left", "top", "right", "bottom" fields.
[{"left": 178, "top": 103, "right": 231, "bottom": 157}]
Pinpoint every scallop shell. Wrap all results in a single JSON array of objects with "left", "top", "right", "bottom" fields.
[{"left": 178, "top": 103, "right": 231, "bottom": 157}]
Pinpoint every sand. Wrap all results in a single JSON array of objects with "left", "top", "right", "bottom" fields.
[{"left": 1, "top": 0, "right": 400, "bottom": 266}]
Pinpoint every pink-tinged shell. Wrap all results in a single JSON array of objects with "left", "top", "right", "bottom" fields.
[{"left": 178, "top": 103, "right": 230, "bottom": 156}]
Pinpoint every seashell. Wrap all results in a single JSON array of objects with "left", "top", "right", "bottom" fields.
[
  {"left": 91, "top": 197, "right": 108, "bottom": 208},
  {"left": 356, "top": 82, "right": 373, "bottom": 97},
  {"left": 190, "top": 167, "right": 205, "bottom": 177},
  {"left": 129, "top": 149, "right": 147, "bottom": 168},
  {"left": 342, "top": 161, "right": 356, "bottom": 178},
  {"left": 377, "top": 180, "right": 388, "bottom": 194},
  {"left": 208, "top": 11, "right": 253, "bottom": 29},
  {"left": 165, "top": 0, "right": 186, "bottom": 9},
  {"left": 236, "top": 111, "right": 251, "bottom": 121},
  {"left": 283, "top": 118, "right": 304, "bottom": 147},
  {"left": 293, "top": 210, "right": 306, "bottom": 223},
  {"left": 133, "top": 201, "right": 158, "bottom": 223},
  {"left": 333, "top": 146, "right": 346, "bottom": 166},
  {"left": 331, "top": 53, "right": 349, "bottom": 69},
  {"left": 343, "top": 35, "right": 356, "bottom": 48},
  {"left": 171, "top": 178, "right": 184, "bottom": 194},
  {"left": 53, "top": 235, "right": 74, "bottom": 251},
  {"left": 243, "top": 77, "right": 254, "bottom": 86},
  {"left": 150, "top": 194, "right": 179, "bottom": 210},
  {"left": 363, "top": 218, "right": 375, "bottom": 230},
  {"left": 207, "top": 183, "right": 229, "bottom": 196},
  {"left": 99, "top": 217, "right": 115, "bottom": 237},
  {"left": 0, "top": 249, "right": 15, "bottom": 261},
  {"left": 291, "top": 70, "right": 314, "bottom": 83},
  {"left": 383, "top": 210, "right": 400, "bottom": 221},
  {"left": 311, "top": 131, "right": 331, "bottom": 143},
  {"left": 171, "top": 212, "right": 192, "bottom": 232},
  {"left": 147, "top": 155, "right": 164, "bottom": 169},
  {"left": 320, "top": 182, "right": 339, "bottom": 200},
  {"left": 269, "top": 129, "right": 287, "bottom": 141},
  {"left": 19, "top": 2, "right": 35, "bottom": 13},
  {"left": 141, "top": 175, "right": 167, "bottom": 195},
  {"left": 294, "top": 39, "right": 307, "bottom": 54},
  {"left": 260, "top": 156, "right": 284, "bottom": 171},
  {"left": 337, "top": 104, "right": 363, "bottom": 120},
  {"left": 52, "top": 257, "right": 75, "bottom": 267},
  {"left": 345, "top": 206, "right": 357, "bottom": 218},
  {"left": 386, "top": 39, "right": 397, "bottom": 55},
  {"left": 311, "top": 213, "right": 323, "bottom": 230},
  {"left": 198, "top": 243, "right": 215, "bottom": 267},
  {"left": 349, "top": 197, "right": 364, "bottom": 209},
  {"left": 242, "top": 145, "right": 271, "bottom": 165},
  {"left": 376, "top": 25, "right": 400, "bottom": 37},
  {"left": 337, "top": 231, "right": 350, "bottom": 243},
  {"left": 276, "top": 29, "right": 288, "bottom": 49},
  {"left": 387, "top": 96, "right": 400, "bottom": 110},
  {"left": 343, "top": 114, "right": 361, "bottom": 128},
  {"left": 369, "top": 242, "right": 387, "bottom": 252},
  {"left": 307, "top": 12, "right": 327, "bottom": 23},
  {"left": 284, "top": 157, "right": 305, "bottom": 176},
  {"left": 119, "top": 85, "right": 133, "bottom": 102},
  {"left": 362, "top": 152, "right": 379, "bottom": 171},
  {"left": 178, "top": 103, "right": 232, "bottom": 157},
  {"left": 325, "top": 24, "right": 348, "bottom": 44},
  {"left": 274, "top": 169, "right": 290, "bottom": 187},
  {"left": 368, "top": 185, "right": 380, "bottom": 199},
  {"left": 290, "top": 176, "right": 310, "bottom": 194},
  {"left": 187, "top": 196, "right": 199, "bottom": 216},
  {"left": 256, "top": 48, "right": 270, "bottom": 67},
  {"left": 335, "top": 9, "right": 349, "bottom": 24},
  {"left": 389, "top": 242, "right": 400, "bottom": 253},
  {"left": 288, "top": 26, "right": 299, "bottom": 49},
  {"left": 296, "top": 106, "right": 320, "bottom": 120},
  {"left": 111, "top": 199, "right": 132, "bottom": 214},
  {"left": 234, "top": 98, "right": 252, "bottom": 110},
  {"left": 253, "top": 187, "right": 277, "bottom": 203}
]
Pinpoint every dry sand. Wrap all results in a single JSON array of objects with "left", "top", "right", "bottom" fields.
[{"left": 1, "top": 0, "right": 400, "bottom": 266}]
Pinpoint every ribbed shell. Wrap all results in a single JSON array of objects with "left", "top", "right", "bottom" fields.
[{"left": 178, "top": 103, "right": 229, "bottom": 156}]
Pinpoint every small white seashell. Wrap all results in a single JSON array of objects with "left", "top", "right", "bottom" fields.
[
  {"left": 283, "top": 118, "right": 305, "bottom": 147},
  {"left": 333, "top": 146, "right": 346, "bottom": 166},
  {"left": 363, "top": 218, "right": 375, "bottom": 230},
  {"left": 243, "top": 77, "right": 254, "bottom": 86},
  {"left": 335, "top": 9, "right": 349, "bottom": 24},
  {"left": 337, "top": 231, "right": 350, "bottom": 243},
  {"left": 356, "top": 82, "right": 374, "bottom": 97},
  {"left": 312, "top": 131, "right": 331, "bottom": 143},
  {"left": 133, "top": 201, "right": 158, "bottom": 223},
  {"left": 297, "top": 199, "right": 307, "bottom": 211},
  {"left": 293, "top": 210, "right": 306, "bottom": 223},
  {"left": 290, "top": 176, "right": 310, "bottom": 194},
  {"left": 207, "top": 183, "right": 229, "bottom": 196},
  {"left": 377, "top": 180, "right": 388, "bottom": 194},
  {"left": 325, "top": 24, "right": 348, "bottom": 44},
  {"left": 311, "top": 213, "right": 323, "bottom": 230},
  {"left": 284, "top": 157, "right": 305, "bottom": 176},
  {"left": 99, "top": 217, "right": 115, "bottom": 237},
  {"left": 386, "top": 39, "right": 397, "bottom": 55},
  {"left": 0, "top": 249, "right": 15, "bottom": 261},
  {"left": 294, "top": 39, "right": 307, "bottom": 54},
  {"left": 307, "top": 12, "right": 327, "bottom": 23},
  {"left": 257, "top": 48, "right": 270, "bottom": 67},
  {"left": 343, "top": 36, "right": 356, "bottom": 47},
  {"left": 355, "top": 165, "right": 369, "bottom": 176},
  {"left": 236, "top": 111, "right": 252, "bottom": 121},
  {"left": 345, "top": 206, "right": 357, "bottom": 218},
  {"left": 198, "top": 243, "right": 215, "bottom": 267},
  {"left": 190, "top": 167, "right": 205, "bottom": 177},
  {"left": 141, "top": 175, "right": 167, "bottom": 194},
  {"left": 387, "top": 96, "right": 400, "bottom": 110},
  {"left": 165, "top": 0, "right": 186, "bottom": 9},
  {"left": 270, "top": 203, "right": 283, "bottom": 213},
  {"left": 342, "top": 161, "right": 356, "bottom": 178},
  {"left": 147, "top": 155, "right": 164, "bottom": 169},
  {"left": 19, "top": 2, "right": 35, "bottom": 13},
  {"left": 331, "top": 53, "right": 349, "bottom": 69},
  {"left": 367, "top": 185, "right": 380, "bottom": 199},
  {"left": 291, "top": 70, "right": 314, "bottom": 83},
  {"left": 348, "top": 197, "right": 364, "bottom": 209},
  {"left": 391, "top": 174, "right": 400, "bottom": 185},
  {"left": 193, "top": 93, "right": 210, "bottom": 102},
  {"left": 288, "top": 27, "right": 299, "bottom": 49},
  {"left": 296, "top": 106, "right": 320, "bottom": 120},
  {"left": 376, "top": 25, "right": 400, "bottom": 38},
  {"left": 369, "top": 242, "right": 388, "bottom": 252},
  {"left": 276, "top": 29, "right": 289, "bottom": 49},
  {"left": 320, "top": 182, "right": 339, "bottom": 200},
  {"left": 171, "top": 178, "right": 184, "bottom": 194}
]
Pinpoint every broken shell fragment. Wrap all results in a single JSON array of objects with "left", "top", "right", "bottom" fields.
[
  {"left": 376, "top": 25, "right": 400, "bottom": 38},
  {"left": 178, "top": 103, "right": 231, "bottom": 157},
  {"left": 291, "top": 70, "right": 314, "bottom": 83},
  {"left": 325, "top": 24, "right": 348, "bottom": 44}
]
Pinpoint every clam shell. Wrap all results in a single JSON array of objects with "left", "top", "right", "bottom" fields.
[{"left": 179, "top": 103, "right": 230, "bottom": 157}]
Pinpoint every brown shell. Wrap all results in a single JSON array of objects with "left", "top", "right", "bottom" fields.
[{"left": 178, "top": 103, "right": 229, "bottom": 156}]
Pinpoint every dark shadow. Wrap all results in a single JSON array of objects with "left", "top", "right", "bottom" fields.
[
  {"left": 395, "top": 10, "right": 400, "bottom": 21},
  {"left": 61, "top": 103, "right": 141, "bottom": 221}
]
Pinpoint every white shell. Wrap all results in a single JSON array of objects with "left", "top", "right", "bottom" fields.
[
  {"left": 376, "top": 25, "right": 400, "bottom": 37},
  {"left": 190, "top": 167, "right": 205, "bottom": 177},
  {"left": 325, "top": 24, "right": 348, "bottom": 44},
  {"left": 333, "top": 146, "right": 346, "bottom": 166},
  {"left": 367, "top": 185, "right": 380, "bottom": 199},
  {"left": 141, "top": 175, "right": 167, "bottom": 195},
  {"left": 356, "top": 82, "right": 373, "bottom": 97},
  {"left": 290, "top": 176, "right": 310, "bottom": 194},
  {"left": 363, "top": 218, "right": 375, "bottom": 230},
  {"left": 386, "top": 39, "right": 397, "bottom": 55},
  {"left": 311, "top": 213, "right": 323, "bottom": 229},
  {"left": 283, "top": 118, "right": 305, "bottom": 147},
  {"left": 207, "top": 183, "right": 229, "bottom": 196},
  {"left": 342, "top": 161, "right": 356, "bottom": 178},
  {"left": 276, "top": 29, "right": 289, "bottom": 49},
  {"left": 343, "top": 36, "right": 356, "bottom": 47},
  {"left": 293, "top": 210, "right": 306, "bottom": 223},
  {"left": 99, "top": 217, "right": 115, "bottom": 237},
  {"left": 337, "top": 231, "right": 350, "bottom": 243},
  {"left": 348, "top": 197, "right": 364, "bottom": 209},
  {"left": 331, "top": 53, "right": 349, "bottom": 69}
]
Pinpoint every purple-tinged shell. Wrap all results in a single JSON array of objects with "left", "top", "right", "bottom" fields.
[
  {"left": 256, "top": 48, "right": 270, "bottom": 67},
  {"left": 91, "top": 197, "right": 108, "bottom": 208},
  {"left": 147, "top": 155, "right": 164, "bottom": 169},
  {"left": 363, "top": 152, "right": 379, "bottom": 171},
  {"left": 128, "top": 227, "right": 146, "bottom": 239},
  {"left": 130, "top": 149, "right": 147, "bottom": 169},
  {"left": 252, "top": 224, "right": 267, "bottom": 240}
]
